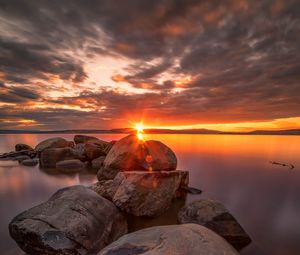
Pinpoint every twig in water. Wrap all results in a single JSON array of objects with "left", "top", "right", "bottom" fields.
[{"left": 269, "top": 161, "right": 295, "bottom": 170}]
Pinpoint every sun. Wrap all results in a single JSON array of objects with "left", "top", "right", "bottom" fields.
[
  {"left": 135, "top": 122, "right": 144, "bottom": 133},
  {"left": 134, "top": 122, "right": 145, "bottom": 140}
]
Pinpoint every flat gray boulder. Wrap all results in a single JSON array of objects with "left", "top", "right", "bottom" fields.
[
  {"left": 98, "top": 134, "right": 177, "bottom": 180},
  {"left": 110, "top": 170, "right": 189, "bottom": 216},
  {"left": 9, "top": 185, "right": 128, "bottom": 255},
  {"left": 98, "top": 224, "right": 238, "bottom": 255},
  {"left": 178, "top": 199, "right": 251, "bottom": 250},
  {"left": 35, "top": 137, "right": 70, "bottom": 153}
]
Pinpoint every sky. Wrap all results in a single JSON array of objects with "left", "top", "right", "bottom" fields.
[{"left": 0, "top": 0, "right": 299, "bottom": 131}]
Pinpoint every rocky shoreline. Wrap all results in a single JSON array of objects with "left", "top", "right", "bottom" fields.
[{"left": 1, "top": 134, "right": 251, "bottom": 254}]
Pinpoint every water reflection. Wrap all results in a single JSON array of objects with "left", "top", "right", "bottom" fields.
[{"left": 0, "top": 134, "right": 300, "bottom": 255}]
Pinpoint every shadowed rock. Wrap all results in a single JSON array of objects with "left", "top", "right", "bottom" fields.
[
  {"left": 98, "top": 134, "right": 177, "bottom": 180},
  {"left": 40, "top": 147, "right": 77, "bottom": 168},
  {"left": 9, "top": 186, "right": 128, "bottom": 255},
  {"left": 98, "top": 224, "right": 238, "bottom": 255},
  {"left": 178, "top": 199, "right": 251, "bottom": 250},
  {"left": 92, "top": 156, "right": 106, "bottom": 169}
]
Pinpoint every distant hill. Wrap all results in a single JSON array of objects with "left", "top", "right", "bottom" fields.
[{"left": 0, "top": 128, "right": 300, "bottom": 135}]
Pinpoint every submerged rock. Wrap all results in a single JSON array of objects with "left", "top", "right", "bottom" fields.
[
  {"left": 35, "top": 137, "right": 70, "bottom": 153},
  {"left": 111, "top": 170, "right": 189, "bottom": 217},
  {"left": 56, "top": 159, "right": 85, "bottom": 173},
  {"left": 9, "top": 185, "right": 127, "bottom": 255},
  {"left": 178, "top": 199, "right": 251, "bottom": 250},
  {"left": 15, "top": 144, "right": 33, "bottom": 152},
  {"left": 21, "top": 158, "right": 39, "bottom": 166},
  {"left": 98, "top": 134, "right": 177, "bottom": 180},
  {"left": 98, "top": 224, "right": 238, "bottom": 255},
  {"left": 40, "top": 147, "right": 77, "bottom": 168}
]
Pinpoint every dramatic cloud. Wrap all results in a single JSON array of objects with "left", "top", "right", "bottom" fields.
[{"left": 0, "top": 0, "right": 299, "bottom": 130}]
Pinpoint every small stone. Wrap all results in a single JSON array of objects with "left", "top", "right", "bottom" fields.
[
  {"left": 21, "top": 158, "right": 39, "bottom": 166},
  {"left": 15, "top": 144, "right": 33, "bottom": 151},
  {"left": 14, "top": 155, "right": 30, "bottom": 162}
]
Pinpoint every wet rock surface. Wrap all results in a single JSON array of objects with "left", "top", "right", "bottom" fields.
[
  {"left": 178, "top": 199, "right": 251, "bottom": 250},
  {"left": 9, "top": 186, "right": 128, "bottom": 255},
  {"left": 98, "top": 224, "right": 238, "bottom": 255}
]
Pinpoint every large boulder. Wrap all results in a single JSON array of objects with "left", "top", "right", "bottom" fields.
[
  {"left": 56, "top": 159, "right": 85, "bottom": 173},
  {"left": 98, "top": 224, "right": 238, "bottom": 255},
  {"left": 98, "top": 135, "right": 177, "bottom": 180},
  {"left": 40, "top": 147, "right": 77, "bottom": 168},
  {"left": 84, "top": 141, "right": 109, "bottom": 161},
  {"left": 178, "top": 199, "right": 251, "bottom": 250},
  {"left": 15, "top": 143, "right": 33, "bottom": 151},
  {"left": 108, "top": 170, "right": 189, "bottom": 216},
  {"left": 35, "top": 137, "right": 70, "bottom": 153},
  {"left": 9, "top": 185, "right": 128, "bottom": 255}
]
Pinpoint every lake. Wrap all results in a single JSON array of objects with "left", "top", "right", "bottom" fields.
[{"left": 0, "top": 134, "right": 300, "bottom": 255}]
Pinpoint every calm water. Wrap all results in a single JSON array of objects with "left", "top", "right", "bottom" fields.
[{"left": 0, "top": 134, "right": 300, "bottom": 255}]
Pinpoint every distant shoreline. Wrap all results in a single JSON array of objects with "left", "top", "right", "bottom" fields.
[{"left": 0, "top": 128, "right": 300, "bottom": 135}]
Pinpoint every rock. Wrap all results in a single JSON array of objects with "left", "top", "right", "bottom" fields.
[
  {"left": 9, "top": 185, "right": 128, "bottom": 255},
  {"left": 40, "top": 147, "right": 77, "bottom": 168},
  {"left": 98, "top": 224, "right": 238, "bottom": 255},
  {"left": 99, "top": 134, "right": 177, "bottom": 180},
  {"left": 21, "top": 158, "right": 39, "bottom": 166},
  {"left": 178, "top": 199, "right": 251, "bottom": 250},
  {"left": 14, "top": 155, "right": 30, "bottom": 162},
  {"left": 92, "top": 156, "right": 106, "bottom": 169},
  {"left": 15, "top": 144, "right": 33, "bottom": 151},
  {"left": 111, "top": 170, "right": 189, "bottom": 217},
  {"left": 74, "top": 135, "right": 100, "bottom": 144},
  {"left": 85, "top": 141, "right": 110, "bottom": 161},
  {"left": 103, "top": 141, "right": 115, "bottom": 154},
  {"left": 73, "top": 143, "right": 86, "bottom": 161},
  {"left": 56, "top": 159, "right": 85, "bottom": 173},
  {"left": 89, "top": 180, "right": 117, "bottom": 200},
  {"left": 35, "top": 137, "right": 70, "bottom": 153},
  {"left": 67, "top": 141, "right": 75, "bottom": 148},
  {"left": 181, "top": 186, "right": 202, "bottom": 194}
]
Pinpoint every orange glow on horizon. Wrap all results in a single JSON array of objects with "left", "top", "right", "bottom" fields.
[{"left": 129, "top": 117, "right": 300, "bottom": 132}]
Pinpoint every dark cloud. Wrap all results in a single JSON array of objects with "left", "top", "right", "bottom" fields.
[{"left": 0, "top": 0, "right": 299, "bottom": 129}]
